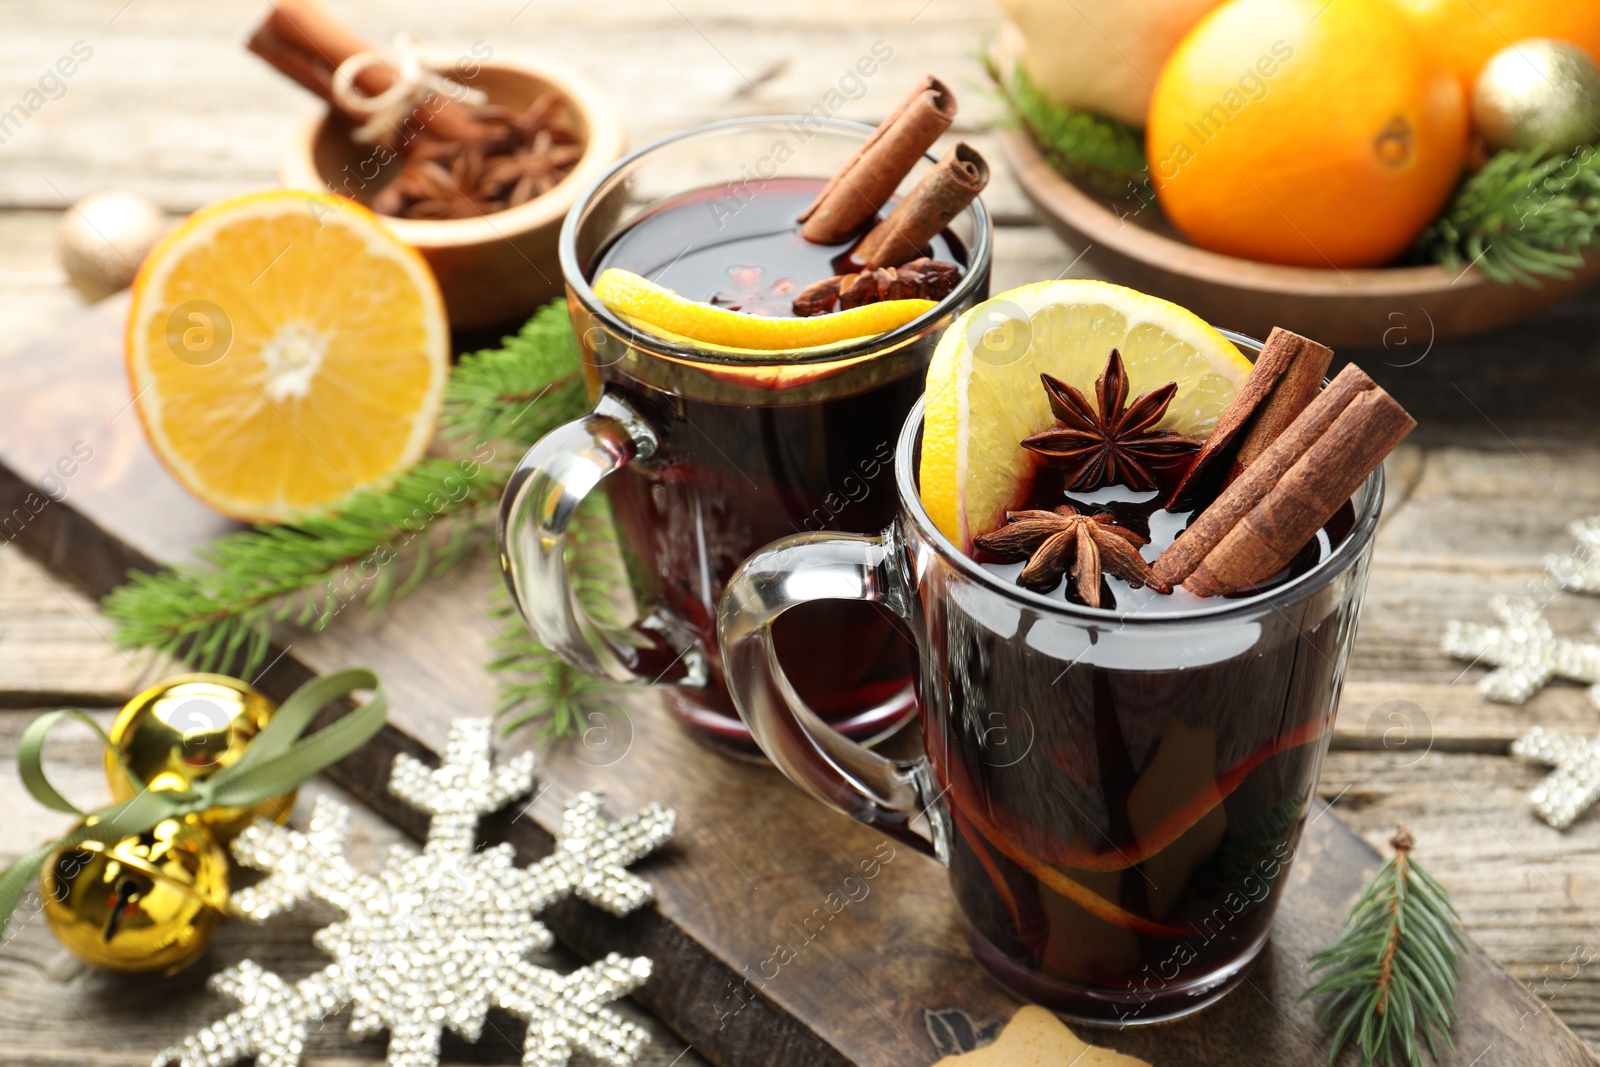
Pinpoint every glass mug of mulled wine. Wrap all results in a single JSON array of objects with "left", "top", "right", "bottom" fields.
[
  {"left": 497, "top": 116, "right": 992, "bottom": 754},
  {"left": 716, "top": 336, "right": 1385, "bottom": 1024}
]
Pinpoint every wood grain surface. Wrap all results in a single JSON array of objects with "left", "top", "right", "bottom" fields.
[
  {"left": 1, "top": 1, "right": 1599, "bottom": 1064},
  {"left": 0, "top": 711, "right": 707, "bottom": 1067},
  {"left": 2, "top": 275, "right": 1598, "bottom": 1067}
]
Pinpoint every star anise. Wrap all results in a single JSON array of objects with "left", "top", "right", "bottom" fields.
[
  {"left": 370, "top": 92, "right": 584, "bottom": 220},
  {"left": 973, "top": 505, "right": 1170, "bottom": 607},
  {"left": 480, "top": 131, "right": 586, "bottom": 205},
  {"left": 1022, "top": 349, "right": 1201, "bottom": 492},
  {"left": 791, "top": 257, "right": 961, "bottom": 316}
]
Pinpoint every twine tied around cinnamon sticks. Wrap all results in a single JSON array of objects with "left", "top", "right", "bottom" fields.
[
  {"left": 248, "top": 0, "right": 491, "bottom": 148},
  {"left": 248, "top": 0, "right": 587, "bottom": 220},
  {"left": 331, "top": 32, "right": 486, "bottom": 144}
]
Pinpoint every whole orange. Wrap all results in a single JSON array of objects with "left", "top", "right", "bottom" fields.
[
  {"left": 1391, "top": 0, "right": 1600, "bottom": 94},
  {"left": 1147, "top": 0, "right": 1468, "bottom": 269}
]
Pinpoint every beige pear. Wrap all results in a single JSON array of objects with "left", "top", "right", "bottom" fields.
[{"left": 995, "top": 0, "right": 1224, "bottom": 126}]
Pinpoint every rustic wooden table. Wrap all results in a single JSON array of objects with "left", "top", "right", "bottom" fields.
[{"left": 3, "top": 1, "right": 1600, "bottom": 1063}]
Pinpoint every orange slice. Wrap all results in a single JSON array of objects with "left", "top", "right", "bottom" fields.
[
  {"left": 591, "top": 268, "right": 933, "bottom": 352},
  {"left": 126, "top": 190, "right": 449, "bottom": 523}
]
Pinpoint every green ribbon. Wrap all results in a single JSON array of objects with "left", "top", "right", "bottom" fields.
[{"left": 0, "top": 667, "right": 386, "bottom": 939}]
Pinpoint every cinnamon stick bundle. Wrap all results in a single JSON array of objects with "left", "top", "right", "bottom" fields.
[
  {"left": 248, "top": 0, "right": 486, "bottom": 145},
  {"left": 798, "top": 75, "right": 956, "bottom": 245},
  {"left": 1167, "top": 327, "right": 1332, "bottom": 510},
  {"left": 855, "top": 143, "right": 989, "bottom": 268},
  {"left": 1154, "top": 364, "right": 1414, "bottom": 595}
]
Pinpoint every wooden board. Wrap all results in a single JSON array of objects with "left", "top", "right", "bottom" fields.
[
  {"left": 0, "top": 709, "right": 709, "bottom": 1067},
  {"left": 0, "top": 294, "right": 1594, "bottom": 1066},
  {"left": 6, "top": 0, "right": 1600, "bottom": 1059}
]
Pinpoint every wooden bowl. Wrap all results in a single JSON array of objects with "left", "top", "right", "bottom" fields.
[
  {"left": 999, "top": 128, "right": 1600, "bottom": 349},
  {"left": 280, "top": 58, "right": 624, "bottom": 329}
]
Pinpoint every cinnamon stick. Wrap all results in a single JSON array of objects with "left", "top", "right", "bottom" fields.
[
  {"left": 248, "top": 0, "right": 485, "bottom": 145},
  {"left": 1186, "top": 387, "right": 1414, "bottom": 595},
  {"left": 1235, "top": 332, "right": 1332, "bottom": 466},
  {"left": 1153, "top": 364, "right": 1389, "bottom": 587},
  {"left": 1166, "top": 327, "right": 1331, "bottom": 510},
  {"left": 855, "top": 143, "right": 989, "bottom": 267},
  {"left": 798, "top": 75, "right": 956, "bottom": 245}
]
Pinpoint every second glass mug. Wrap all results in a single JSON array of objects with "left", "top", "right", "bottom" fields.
[
  {"left": 498, "top": 117, "right": 993, "bottom": 753},
  {"left": 717, "top": 335, "right": 1384, "bottom": 1024}
]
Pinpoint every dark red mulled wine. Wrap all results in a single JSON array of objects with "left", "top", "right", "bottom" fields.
[
  {"left": 974, "top": 459, "right": 1346, "bottom": 614},
  {"left": 926, "top": 455, "right": 1357, "bottom": 1020},
  {"left": 579, "top": 177, "right": 984, "bottom": 750},
  {"left": 719, "top": 396, "right": 1382, "bottom": 1020},
  {"left": 592, "top": 178, "right": 967, "bottom": 314}
]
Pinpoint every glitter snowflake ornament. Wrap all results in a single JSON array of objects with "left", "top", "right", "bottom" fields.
[
  {"left": 1441, "top": 595, "right": 1600, "bottom": 708},
  {"left": 154, "top": 718, "right": 675, "bottom": 1067},
  {"left": 1512, "top": 727, "right": 1600, "bottom": 829},
  {"left": 1548, "top": 517, "right": 1600, "bottom": 595}
]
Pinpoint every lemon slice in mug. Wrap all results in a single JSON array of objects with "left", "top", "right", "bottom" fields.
[
  {"left": 592, "top": 268, "right": 933, "bottom": 353},
  {"left": 919, "top": 280, "right": 1252, "bottom": 549}
]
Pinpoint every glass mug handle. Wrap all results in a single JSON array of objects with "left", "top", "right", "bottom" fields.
[
  {"left": 498, "top": 392, "right": 707, "bottom": 688},
  {"left": 718, "top": 525, "right": 947, "bottom": 859}
]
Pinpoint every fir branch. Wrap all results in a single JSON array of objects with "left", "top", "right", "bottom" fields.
[
  {"left": 441, "top": 302, "right": 590, "bottom": 450},
  {"left": 984, "top": 53, "right": 1151, "bottom": 200},
  {"left": 1302, "top": 826, "right": 1464, "bottom": 1067},
  {"left": 1416, "top": 143, "right": 1600, "bottom": 285},
  {"left": 101, "top": 303, "right": 593, "bottom": 681},
  {"left": 102, "top": 457, "right": 502, "bottom": 674}
]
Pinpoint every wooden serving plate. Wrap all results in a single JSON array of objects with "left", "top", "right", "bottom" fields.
[
  {"left": 0, "top": 297, "right": 1590, "bottom": 1066},
  {"left": 1000, "top": 128, "right": 1600, "bottom": 349},
  {"left": 280, "top": 57, "right": 625, "bottom": 330}
]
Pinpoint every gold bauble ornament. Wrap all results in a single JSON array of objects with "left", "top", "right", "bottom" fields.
[
  {"left": 40, "top": 816, "right": 228, "bottom": 974},
  {"left": 56, "top": 190, "right": 168, "bottom": 300},
  {"left": 106, "top": 674, "right": 295, "bottom": 843},
  {"left": 1473, "top": 38, "right": 1600, "bottom": 152}
]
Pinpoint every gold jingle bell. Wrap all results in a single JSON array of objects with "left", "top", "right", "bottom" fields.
[
  {"left": 106, "top": 674, "right": 296, "bottom": 843},
  {"left": 40, "top": 816, "right": 229, "bottom": 974}
]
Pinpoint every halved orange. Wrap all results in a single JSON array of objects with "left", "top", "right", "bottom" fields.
[{"left": 126, "top": 190, "right": 449, "bottom": 523}]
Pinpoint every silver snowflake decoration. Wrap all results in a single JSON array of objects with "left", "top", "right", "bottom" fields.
[
  {"left": 1442, "top": 595, "right": 1600, "bottom": 708},
  {"left": 1512, "top": 727, "right": 1600, "bottom": 829},
  {"left": 1548, "top": 517, "right": 1600, "bottom": 595},
  {"left": 154, "top": 718, "right": 675, "bottom": 1067}
]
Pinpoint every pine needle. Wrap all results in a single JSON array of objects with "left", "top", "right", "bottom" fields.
[
  {"left": 983, "top": 54, "right": 1152, "bottom": 202},
  {"left": 440, "top": 302, "right": 590, "bottom": 450},
  {"left": 1301, "top": 826, "right": 1464, "bottom": 1067},
  {"left": 1416, "top": 143, "right": 1600, "bottom": 285},
  {"left": 101, "top": 301, "right": 620, "bottom": 738},
  {"left": 101, "top": 456, "right": 504, "bottom": 674}
]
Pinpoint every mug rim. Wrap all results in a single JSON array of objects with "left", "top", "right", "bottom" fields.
[
  {"left": 557, "top": 115, "right": 994, "bottom": 369},
  {"left": 891, "top": 330, "right": 1386, "bottom": 626}
]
